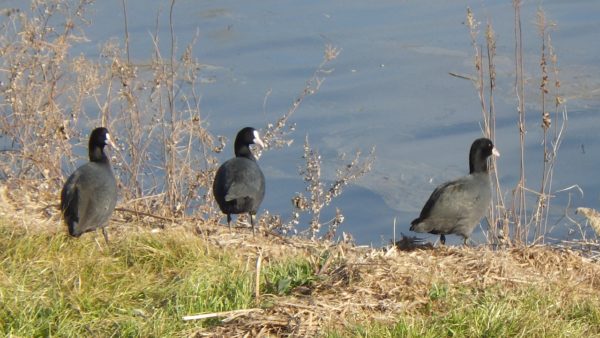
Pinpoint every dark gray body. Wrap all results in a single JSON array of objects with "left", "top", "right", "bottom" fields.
[
  {"left": 61, "top": 161, "right": 117, "bottom": 237},
  {"left": 213, "top": 156, "right": 265, "bottom": 218},
  {"left": 410, "top": 137, "right": 498, "bottom": 244},
  {"left": 410, "top": 172, "right": 492, "bottom": 241}
]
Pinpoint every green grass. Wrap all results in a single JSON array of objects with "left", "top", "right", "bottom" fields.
[
  {"left": 3, "top": 221, "right": 600, "bottom": 337},
  {"left": 0, "top": 222, "right": 314, "bottom": 336},
  {"left": 326, "top": 286, "right": 600, "bottom": 338},
  {"left": 262, "top": 257, "right": 315, "bottom": 295}
]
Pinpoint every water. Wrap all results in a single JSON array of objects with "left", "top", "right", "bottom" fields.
[{"left": 3, "top": 0, "right": 599, "bottom": 245}]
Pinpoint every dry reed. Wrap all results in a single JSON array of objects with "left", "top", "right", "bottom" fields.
[
  {"left": 464, "top": 5, "right": 570, "bottom": 246},
  {"left": 0, "top": 0, "right": 374, "bottom": 242}
]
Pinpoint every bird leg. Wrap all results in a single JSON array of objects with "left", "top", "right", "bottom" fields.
[
  {"left": 102, "top": 227, "right": 110, "bottom": 244},
  {"left": 227, "top": 214, "right": 232, "bottom": 231},
  {"left": 440, "top": 234, "right": 446, "bottom": 245},
  {"left": 250, "top": 213, "right": 256, "bottom": 236}
]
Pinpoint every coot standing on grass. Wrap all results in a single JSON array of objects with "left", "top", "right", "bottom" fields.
[
  {"left": 213, "top": 127, "right": 265, "bottom": 234},
  {"left": 61, "top": 127, "right": 117, "bottom": 244},
  {"left": 410, "top": 138, "right": 500, "bottom": 245}
]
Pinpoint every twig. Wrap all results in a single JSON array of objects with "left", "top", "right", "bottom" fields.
[
  {"left": 255, "top": 249, "right": 263, "bottom": 301},
  {"left": 448, "top": 72, "right": 476, "bottom": 82},
  {"left": 392, "top": 217, "right": 396, "bottom": 245},
  {"left": 182, "top": 308, "right": 262, "bottom": 321},
  {"left": 490, "top": 275, "right": 534, "bottom": 284},
  {"left": 114, "top": 207, "right": 173, "bottom": 222},
  {"left": 555, "top": 184, "right": 583, "bottom": 197},
  {"left": 121, "top": 0, "right": 130, "bottom": 63},
  {"left": 317, "top": 249, "right": 335, "bottom": 276}
]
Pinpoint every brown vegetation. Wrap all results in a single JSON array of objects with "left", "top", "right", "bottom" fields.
[
  {"left": 0, "top": 0, "right": 373, "bottom": 241},
  {"left": 189, "top": 232, "right": 600, "bottom": 336},
  {"left": 2, "top": 184, "right": 600, "bottom": 336},
  {"left": 1, "top": 2, "right": 600, "bottom": 336}
]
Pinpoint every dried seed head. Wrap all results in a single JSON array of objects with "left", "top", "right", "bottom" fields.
[
  {"left": 542, "top": 111, "right": 551, "bottom": 130},
  {"left": 292, "top": 194, "right": 309, "bottom": 211},
  {"left": 324, "top": 44, "right": 340, "bottom": 62},
  {"left": 466, "top": 7, "right": 475, "bottom": 30},
  {"left": 576, "top": 207, "right": 600, "bottom": 236}
]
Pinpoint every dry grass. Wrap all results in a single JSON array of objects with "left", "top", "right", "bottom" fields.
[
  {"left": 577, "top": 207, "right": 600, "bottom": 236},
  {"left": 0, "top": 0, "right": 370, "bottom": 241},
  {"left": 2, "top": 2, "right": 599, "bottom": 336},
  {"left": 196, "top": 243, "right": 600, "bottom": 336},
  {"left": 3, "top": 185, "right": 600, "bottom": 337}
]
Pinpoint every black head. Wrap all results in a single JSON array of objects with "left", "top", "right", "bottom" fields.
[
  {"left": 88, "top": 127, "right": 113, "bottom": 163},
  {"left": 469, "top": 138, "right": 500, "bottom": 173},
  {"left": 234, "top": 127, "right": 265, "bottom": 159}
]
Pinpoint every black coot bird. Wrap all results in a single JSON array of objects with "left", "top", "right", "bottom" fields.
[
  {"left": 213, "top": 127, "right": 265, "bottom": 234},
  {"left": 410, "top": 138, "right": 500, "bottom": 245},
  {"left": 61, "top": 127, "right": 117, "bottom": 244}
]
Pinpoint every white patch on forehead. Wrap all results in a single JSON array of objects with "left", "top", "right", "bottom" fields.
[
  {"left": 104, "top": 132, "right": 116, "bottom": 148},
  {"left": 252, "top": 129, "right": 265, "bottom": 148}
]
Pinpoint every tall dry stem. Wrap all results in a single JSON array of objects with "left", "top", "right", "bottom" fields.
[
  {"left": 512, "top": 0, "right": 528, "bottom": 243},
  {"left": 531, "top": 8, "right": 567, "bottom": 243},
  {"left": 465, "top": 8, "right": 506, "bottom": 244},
  {"left": 465, "top": 5, "right": 568, "bottom": 245}
]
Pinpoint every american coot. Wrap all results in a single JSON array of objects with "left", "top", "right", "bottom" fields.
[
  {"left": 61, "top": 127, "right": 117, "bottom": 244},
  {"left": 410, "top": 138, "right": 500, "bottom": 245},
  {"left": 213, "top": 127, "right": 265, "bottom": 234}
]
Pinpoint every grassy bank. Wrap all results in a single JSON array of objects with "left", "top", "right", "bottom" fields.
[
  {"left": 1, "top": 200, "right": 599, "bottom": 337},
  {"left": 327, "top": 287, "right": 600, "bottom": 337},
  {"left": 0, "top": 223, "right": 248, "bottom": 336},
  {"left": 0, "top": 219, "right": 319, "bottom": 336}
]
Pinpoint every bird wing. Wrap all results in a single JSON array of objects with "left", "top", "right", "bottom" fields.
[
  {"left": 417, "top": 177, "right": 479, "bottom": 221},
  {"left": 76, "top": 165, "right": 117, "bottom": 229},
  {"left": 61, "top": 170, "right": 81, "bottom": 226},
  {"left": 61, "top": 163, "right": 117, "bottom": 235}
]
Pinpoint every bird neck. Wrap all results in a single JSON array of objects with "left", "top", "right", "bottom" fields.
[
  {"left": 235, "top": 144, "right": 256, "bottom": 160},
  {"left": 469, "top": 154, "right": 488, "bottom": 174},
  {"left": 89, "top": 146, "right": 110, "bottom": 164}
]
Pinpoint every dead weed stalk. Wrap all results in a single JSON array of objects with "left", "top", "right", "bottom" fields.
[
  {"left": 0, "top": 1, "right": 366, "bottom": 239},
  {"left": 465, "top": 5, "right": 569, "bottom": 245},
  {"left": 292, "top": 136, "right": 375, "bottom": 240}
]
